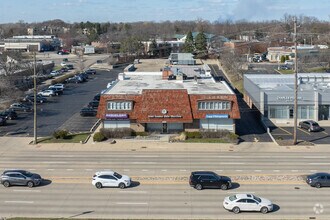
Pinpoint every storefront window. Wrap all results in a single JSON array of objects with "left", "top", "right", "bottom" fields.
[{"left": 269, "top": 106, "right": 289, "bottom": 119}]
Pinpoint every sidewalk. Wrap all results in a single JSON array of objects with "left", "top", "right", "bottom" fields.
[{"left": 1, "top": 136, "right": 330, "bottom": 154}]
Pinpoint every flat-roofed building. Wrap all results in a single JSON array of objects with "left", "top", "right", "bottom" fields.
[{"left": 97, "top": 71, "right": 240, "bottom": 133}]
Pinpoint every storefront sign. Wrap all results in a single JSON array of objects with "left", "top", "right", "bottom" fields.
[
  {"left": 277, "top": 96, "right": 303, "bottom": 102},
  {"left": 105, "top": 113, "right": 128, "bottom": 119},
  {"left": 148, "top": 115, "right": 182, "bottom": 118},
  {"left": 206, "top": 114, "right": 229, "bottom": 119}
]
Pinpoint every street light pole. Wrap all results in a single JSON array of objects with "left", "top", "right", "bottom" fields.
[
  {"left": 293, "top": 17, "right": 298, "bottom": 145},
  {"left": 33, "top": 52, "right": 37, "bottom": 145}
]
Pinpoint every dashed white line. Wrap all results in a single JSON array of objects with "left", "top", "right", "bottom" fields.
[
  {"left": 85, "top": 169, "right": 93, "bottom": 171},
  {"left": 13, "top": 190, "right": 40, "bottom": 192},
  {"left": 66, "top": 169, "right": 74, "bottom": 171},
  {"left": 273, "top": 170, "right": 280, "bottom": 172},
  {"left": 161, "top": 169, "right": 167, "bottom": 172},
  {"left": 235, "top": 170, "right": 243, "bottom": 172},
  {"left": 142, "top": 169, "right": 148, "bottom": 172},
  {"left": 309, "top": 163, "right": 330, "bottom": 165},
  {"left": 42, "top": 162, "right": 67, "bottom": 164},
  {"left": 116, "top": 202, "right": 148, "bottom": 205},
  {"left": 180, "top": 169, "right": 187, "bottom": 172},
  {"left": 119, "top": 191, "right": 147, "bottom": 194},
  {"left": 132, "top": 155, "right": 159, "bottom": 158},
  {"left": 221, "top": 163, "right": 245, "bottom": 165},
  {"left": 123, "top": 169, "right": 130, "bottom": 171},
  {"left": 291, "top": 170, "right": 298, "bottom": 172},
  {"left": 216, "top": 170, "right": 223, "bottom": 172},
  {"left": 47, "top": 169, "right": 55, "bottom": 171},
  {"left": 254, "top": 170, "right": 262, "bottom": 172},
  {"left": 130, "top": 162, "right": 156, "bottom": 164},
  {"left": 5, "top": 201, "right": 34, "bottom": 204},
  {"left": 310, "top": 170, "right": 317, "bottom": 172},
  {"left": 29, "top": 169, "right": 36, "bottom": 171},
  {"left": 303, "top": 156, "right": 327, "bottom": 159}
]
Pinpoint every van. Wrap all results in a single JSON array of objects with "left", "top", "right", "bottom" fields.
[{"left": 284, "top": 60, "right": 294, "bottom": 65}]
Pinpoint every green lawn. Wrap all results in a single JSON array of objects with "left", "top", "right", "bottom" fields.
[
  {"left": 37, "top": 133, "right": 90, "bottom": 143},
  {"left": 278, "top": 69, "right": 294, "bottom": 74}
]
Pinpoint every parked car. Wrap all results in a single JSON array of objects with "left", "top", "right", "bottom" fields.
[
  {"left": 80, "top": 107, "right": 97, "bottom": 117},
  {"left": 284, "top": 60, "right": 294, "bottom": 65},
  {"left": 298, "top": 120, "right": 321, "bottom": 132},
  {"left": 9, "top": 103, "right": 32, "bottom": 112},
  {"left": 66, "top": 64, "right": 74, "bottom": 70},
  {"left": 88, "top": 100, "right": 99, "bottom": 109},
  {"left": 93, "top": 93, "right": 100, "bottom": 101},
  {"left": 189, "top": 171, "right": 232, "bottom": 190},
  {"left": 65, "top": 76, "right": 83, "bottom": 84},
  {"left": 0, "top": 110, "right": 18, "bottom": 120},
  {"left": 23, "top": 94, "right": 47, "bottom": 103},
  {"left": 306, "top": 172, "right": 330, "bottom": 188},
  {"left": 60, "top": 62, "right": 67, "bottom": 67},
  {"left": 92, "top": 170, "right": 131, "bottom": 189},
  {"left": 49, "top": 83, "right": 65, "bottom": 90},
  {"left": 280, "top": 65, "right": 291, "bottom": 70},
  {"left": 63, "top": 58, "right": 68, "bottom": 62},
  {"left": 48, "top": 87, "right": 63, "bottom": 96},
  {"left": 223, "top": 194, "right": 273, "bottom": 214},
  {"left": 0, "top": 170, "right": 42, "bottom": 188},
  {"left": 50, "top": 70, "right": 61, "bottom": 77},
  {"left": 0, "top": 117, "right": 6, "bottom": 126},
  {"left": 85, "top": 69, "right": 96, "bottom": 75},
  {"left": 38, "top": 89, "right": 55, "bottom": 97},
  {"left": 96, "top": 60, "right": 103, "bottom": 64}
]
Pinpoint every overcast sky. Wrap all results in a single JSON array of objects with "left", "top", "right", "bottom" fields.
[{"left": 0, "top": 0, "right": 329, "bottom": 23}]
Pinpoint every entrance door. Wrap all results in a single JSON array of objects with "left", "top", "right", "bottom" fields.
[
  {"left": 162, "top": 123, "right": 168, "bottom": 133},
  {"left": 319, "top": 105, "right": 329, "bottom": 120}
]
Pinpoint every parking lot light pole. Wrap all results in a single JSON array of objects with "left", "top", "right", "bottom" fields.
[{"left": 293, "top": 17, "right": 298, "bottom": 145}]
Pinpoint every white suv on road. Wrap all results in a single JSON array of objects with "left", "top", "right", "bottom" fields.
[{"left": 92, "top": 170, "right": 131, "bottom": 189}]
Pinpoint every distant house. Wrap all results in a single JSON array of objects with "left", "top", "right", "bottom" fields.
[
  {"left": 71, "top": 45, "right": 95, "bottom": 55},
  {"left": 84, "top": 45, "right": 95, "bottom": 54}
]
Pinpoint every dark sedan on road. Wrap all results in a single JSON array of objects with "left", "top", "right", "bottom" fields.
[
  {"left": 298, "top": 120, "right": 321, "bottom": 132},
  {"left": 189, "top": 171, "right": 232, "bottom": 190},
  {"left": 306, "top": 172, "right": 330, "bottom": 188},
  {"left": 1, "top": 170, "right": 42, "bottom": 188},
  {"left": 88, "top": 101, "right": 99, "bottom": 109},
  {"left": 80, "top": 107, "right": 97, "bottom": 117}
]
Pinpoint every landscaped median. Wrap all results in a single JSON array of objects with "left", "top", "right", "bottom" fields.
[{"left": 36, "top": 131, "right": 91, "bottom": 144}]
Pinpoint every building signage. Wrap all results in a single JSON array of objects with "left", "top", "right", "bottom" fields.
[
  {"left": 105, "top": 114, "right": 128, "bottom": 119},
  {"left": 148, "top": 115, "right": 182, "bottom": 118},
  {"left": 206, "top": 114, "right": 229, "bottom": 119},
  {"left": 276, "top": 96, "right": 303, "bottom": 102}
]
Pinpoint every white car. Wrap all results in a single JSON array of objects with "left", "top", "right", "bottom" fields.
[
  {"left": 60, "top": 62, "right": 67, "bottom": 67},
  {"left": 223, "top": 194, "right": 273, "bottom": 214},
  {"left": 49, "top": 83, "right": 65, "bottom": 90},
  {"left": 50, "top": 70, "right": 61, "bottom": 76},
  {"left": 92, "top": 170, "right": 131, "bottom": 189},
  {"left": 38, "top": 89, "right": 55, "bottom": 97}
]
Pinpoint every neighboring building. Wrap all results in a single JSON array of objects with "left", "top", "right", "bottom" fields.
[
  {"left": 84, "top": 45, "right": 95, "bottom": 54},
  {"left": 97, "top": 70, "right": 240, "bottom": 133},
  {"left": 267, "top": 46, "right": 293, "bottom": 62},
  {"left": 244, "top": 74, "right": 330, "bottom": 126},
  {"left": 168, "top": 53, "right": 195, "bottom": 65},
  {"left": 2, "top": 35, "right": 61, "bottom": 52},
  {"left": 71, "top": 45, "right": 95, "bottom": 55},
  {"left": 143, "top": 39, "right": 185, "bottom": 54}
]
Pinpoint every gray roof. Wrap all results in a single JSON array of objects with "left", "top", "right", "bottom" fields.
[
  {"left": 245, "top": 73, "right": 330, "bottom": 93},
  {"left": 105, "top": 73, "right": 234, "bottom": 95}
]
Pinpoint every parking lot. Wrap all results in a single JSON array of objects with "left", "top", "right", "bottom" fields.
[
  {"left": 270, "top": 126, "right": 330, "bottom": 145},
  {"left": 0, "top": 68, "right": 122, "bottom": 137}
]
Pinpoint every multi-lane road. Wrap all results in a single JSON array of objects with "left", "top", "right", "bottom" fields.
[{"left": 1, "top": 147, "right": 330, "bottom": 219}]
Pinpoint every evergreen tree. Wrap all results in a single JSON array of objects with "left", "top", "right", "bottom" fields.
[
  {"left": 183, "top": 31, "right": 194, "bottom": 53},
  {"left": 149, "top": 39, "right": 159, "bottom": 57},
  {"left": 195, "top": 32, "right": 207, "bottom": 52}
]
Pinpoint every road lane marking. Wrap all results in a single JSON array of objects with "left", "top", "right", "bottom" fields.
[
  {"left": 221, "top": 163, "right": 245, "bottom": 165},
  {"left": 254, "top": 170, "right": 262, "bottom": 172},
  {"left": 235, "top": 170, "right": 243, "bottom": 172},
  {"left": 298, "top": 128, "right": 311, "bottom": 135},
  {"left": 47, "top": 169, "right": 55, "bottom": 171},
  {"left": 13, "top": 190, "right": 40, "bottom": 192},
  {"left": 132, "top": 155, "right": 159, "bottom": 158},
  {"left": 119, "top": 191, "right": 147, "bottom": 194},
  {"left": 66, "top": 169, "right": 74, "bottom": 171},
  {"left": 180, "top": 170, "right": 187, "bottom": 172},
  {"left": 50, "top": 155, "right": 73, "bottom": 157},
  {"left": 303, "top": 156, "right": 327, "bottom": 159},
  {"left": 322, "top": 131, "right": 328, "bottom": 135},
  {"left": 42, "top": 162, "right": 67, "bottom": 164},
  {"left": 29, "top": 169, "right": 36, "bottom": 171},
  {"left": 116, "top": 202, "right": 148, "bottom": 205},
  {"left": 310, "top": 170, "right": 317, "bottom": 172},
  {"left": 142, "top": 170, "right": 148, "bottom": 172},
  {"left": 161, "top": 170, "right": 167, "bottom": 172},
  {"left": 216, "top": 156, "right": 242, "bottom": 158},
  {"left": 5, "top": 201, "right": 34, "bottom": 204},
  {"left": 85, "top": 169, "right": 93, "bottom": 171},
  {"left": 291, "top": 170, "right": 298, "bottom": 172},
  {"left": 308, "top": 163, "right": 330, "bottom": 165},
  {"left": 216, "top": 170, "right": 223, "bottom": 172},
  {"left": 130, "top": 162, "right": 156, "bottom": 164},
  {"left": 273, "top": 170, "right": 280, "bottom": 172}
]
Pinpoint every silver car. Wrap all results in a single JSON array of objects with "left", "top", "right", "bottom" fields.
[
  {"left": 1, "top": 170, "right": 42, "bottom": 188},
  {"left": 223, "top": 194, "right": 273, "bottom": 214}
]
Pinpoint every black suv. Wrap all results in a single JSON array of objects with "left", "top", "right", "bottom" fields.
[
  {"left": 80, "top": 107, "right": 97, "bottom": 117},
  {"left": 306, "top": 172, "right": 330, "bottom": 188},
  {"left": 88, "top": 100, "right": 99, "bottom": 109},
  {"left": 189, "top": 171, "right": 232, "bottom": 190},
  {"left": 1, "top": 170, "right": 42, "bottom": 188}
]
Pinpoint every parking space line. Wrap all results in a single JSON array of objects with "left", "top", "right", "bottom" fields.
[
  {"left": 298, "top": 128, "right": 311, "bottom": 135},
  {"left": 322, "top": 131, "right": 328, "bottom": 135},
  {"left": 277, "top": 127, "right": 292, "bottom": 135}
]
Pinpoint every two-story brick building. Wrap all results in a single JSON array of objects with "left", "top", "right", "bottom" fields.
[{"left": 97, "top": 72, "right": 240, "bottom": 133}]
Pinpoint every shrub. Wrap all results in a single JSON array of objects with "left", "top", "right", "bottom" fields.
[
  {"left": 134, "top": 132, "right": 149, "bottom": 136},
  {"left": 185, "top": 131, "right": 202, "bottom": 139},
  {"left": 280, "top": 55, "right": 286, "bottom": 63},
  {"left": 100, "top": 128, "right": 134, "bottom": 138},
  {"left": 53, "top": 130, "right": 69, "bottom": 139},
  {"left": 93, "top": 132, "right": 106, "bottom": 142}
]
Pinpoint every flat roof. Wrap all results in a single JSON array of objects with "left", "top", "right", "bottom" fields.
[
  {"left": 245, "top": 73, "right": 330, "bottom": 92},
  {"left": 105, "top": 73, "right": 235, "bottom": 95}
]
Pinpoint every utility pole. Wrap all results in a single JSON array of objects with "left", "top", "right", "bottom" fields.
[
  {"left": 293, "top": 17, "right": 298, "bottom": 145},
  {"left": 33, "top": 52, "right": 37, "bottom": 145}
]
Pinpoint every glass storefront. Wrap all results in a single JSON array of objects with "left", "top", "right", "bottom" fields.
[{"left": 269, "top": 105, "right": 314, "bottom": 119}]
